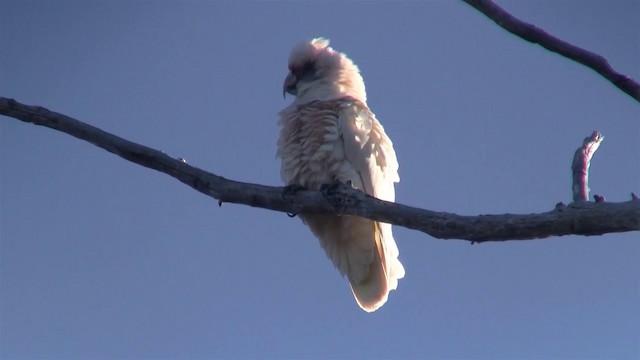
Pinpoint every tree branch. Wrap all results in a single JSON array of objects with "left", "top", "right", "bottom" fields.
[
  {"left": 462, "top": 0, "right": 640, "bottom": 102},
  {"left": 1, "top": 97, "right": 639, "bottom": 242},
  {"left": 572, "top": 131, "right": 604, "bottom": 202}
]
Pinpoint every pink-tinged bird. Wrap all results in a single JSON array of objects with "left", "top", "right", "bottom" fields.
[{"left": 277, "top": 38, "right": 404, "bottom": 312}]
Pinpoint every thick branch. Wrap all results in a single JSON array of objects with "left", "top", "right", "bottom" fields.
[
  {"left": 1, "top": 97, "right": 639, "bottom": 242},
  {"left": 572, "top": 131, "right": 604, "bottom": 202},
  {"left": 462, "top": 0, "right": 640, "bottom": 102}
]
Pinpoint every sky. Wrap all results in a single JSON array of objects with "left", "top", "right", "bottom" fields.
[{"left": 1, "top": 1, "right": 638, "bottom": 359}]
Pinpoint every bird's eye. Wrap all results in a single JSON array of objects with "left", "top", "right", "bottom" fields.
[
  {"left": 302, "top": 61, "right": 315, "bottom": 74},
  {"left": 291, "top": 61, "right": 315, "bottom": 77},
  {"left": 301, "top": 61, "right": 316, "bottom": 80}
]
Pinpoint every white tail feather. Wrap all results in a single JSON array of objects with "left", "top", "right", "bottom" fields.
[{"left": 301, "top": 214, "right": 404, "bottom": 312}]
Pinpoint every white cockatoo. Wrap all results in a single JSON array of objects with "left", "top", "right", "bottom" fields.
[{"left": 277, "top": 38, "right": 405, "bottom": 312}]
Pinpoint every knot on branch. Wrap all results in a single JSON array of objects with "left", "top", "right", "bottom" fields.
[{"left": 555, "top": 202, "right": 567, "bottom": 211}]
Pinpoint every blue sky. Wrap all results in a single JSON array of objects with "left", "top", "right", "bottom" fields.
[{"left": 1, "top": 1, "right": 638, "bottom": 359}]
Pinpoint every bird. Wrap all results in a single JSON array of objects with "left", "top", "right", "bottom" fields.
[{"left": 277, "top": 38, "right": 404, "bottom": 312}]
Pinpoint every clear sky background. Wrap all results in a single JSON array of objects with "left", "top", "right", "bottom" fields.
[{"left": 1, "top": 1, "right": 638, "bottom": 359}]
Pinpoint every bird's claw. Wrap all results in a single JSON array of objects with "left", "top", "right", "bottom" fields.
[
  {"left": 282, "top": 184, "right": 305, "bottom": 199},
  {"left": 282, "top": 184, "right": 304, "bottom": 218},
  {"left": 320, "top": 181, "right": 358, "bottom": 211},
  {"left": 320, "top": 181, "right": 353, "bottom": 195}
]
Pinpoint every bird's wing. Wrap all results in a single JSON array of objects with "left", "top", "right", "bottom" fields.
[
  {"left": 334, "top": 97, "right": 404, "bottom": 310},
  {"left": 336, "top": 98, "right": 399, "bottom": 201}
]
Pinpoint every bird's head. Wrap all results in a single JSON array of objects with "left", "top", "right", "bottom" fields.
[{"left": 283, "top": 38, "right": 367, "bottom": 104}]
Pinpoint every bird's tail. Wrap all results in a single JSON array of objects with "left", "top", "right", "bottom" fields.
[
  {"left": 301, "top": 214, "right": 404, "bottom": 312},
  {"left": 349, "top": 221, "right": 405, "bottom": 312}
]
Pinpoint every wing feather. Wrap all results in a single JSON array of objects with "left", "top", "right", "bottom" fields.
[
  {"left": 336, "top": 98, "right": 405, "bottom": 310},
  {"left": 337, "top": 99, "right": 399, "bottom": 200}
]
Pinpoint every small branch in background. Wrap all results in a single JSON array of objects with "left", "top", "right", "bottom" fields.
[
  {"left": 572, "top": 131, "right": 604, "bottom": 202},
  {"left": 2, "top": 97, "right": 638, "bottom": 242},
  {"left": 462, "top": 0, "right": 640, "bottom": 102}
]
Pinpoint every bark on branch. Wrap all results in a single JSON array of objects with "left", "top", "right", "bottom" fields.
[
  {"left": 462, "top": 0, "right": 640, "bottom": 102},
  {"left": 2, "top": 97, "right": 638, "bottom": 243}
]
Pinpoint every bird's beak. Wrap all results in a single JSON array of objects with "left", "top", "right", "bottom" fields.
[{"left": 283, "top": 72, "right": 297, "bottom": 98}]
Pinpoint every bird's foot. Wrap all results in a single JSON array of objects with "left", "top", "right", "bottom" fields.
[
  {"left": 319, "top": 182, "right": 342, "bottom": 194},
  {"left": 319, "top": 182, "right": 358, "bottom": 212},
  {"left": 320, "top": 180, "right": 354, "bottom": 194},
  {"left": 282, "top": 184, "right": 305, "bottom": 198},
  {"left": 282, "top": 184, "right": 305, "bottom": 218}
]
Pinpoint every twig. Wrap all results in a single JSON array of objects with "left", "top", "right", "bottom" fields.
[
  {"left": 572, "top": 131, "right": 604, "bottom": 202},
  {"left": 1, "top": 97, "right": 639, "bottom": 242},
  {"left": 462, "top": 0, "right": 640, "bottom": 102}
]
